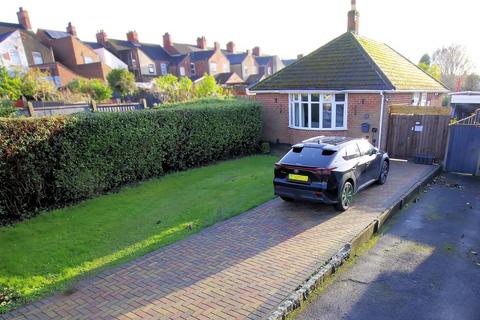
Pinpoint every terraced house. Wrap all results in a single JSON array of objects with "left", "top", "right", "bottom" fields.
[{"left": 251, "top": 0, "right": 448, "bottom": 149}]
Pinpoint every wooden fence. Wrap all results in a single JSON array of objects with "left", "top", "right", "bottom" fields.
[
  {"left": 386, "top": 106, "right": 451, "bottom": 161},
  {"left": 19, "top": 99, "right": 148, "bottom": 117}
]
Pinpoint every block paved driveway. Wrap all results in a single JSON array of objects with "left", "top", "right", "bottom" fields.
[{"left": 3, "top": 161, "right": 436, "bottom": 320}]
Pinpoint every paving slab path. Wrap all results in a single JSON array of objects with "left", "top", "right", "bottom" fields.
[
  {"left": 2, "top": 161, "right": 436, "bottom": 320},
  {"left": 295, "top": 172, "right": 480, "bottom": 320}
]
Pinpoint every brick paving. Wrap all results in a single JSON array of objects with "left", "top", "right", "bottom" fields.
[{"left": 2, "top": 161, "right": 436, "bottom": 320}]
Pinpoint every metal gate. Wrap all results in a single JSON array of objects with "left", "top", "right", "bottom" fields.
[
  {"left": 444, "top": 109, "right": 480, "bottom": 175},
  {"left": 386, "top": 109, "right": 450, "bottom": 161}
]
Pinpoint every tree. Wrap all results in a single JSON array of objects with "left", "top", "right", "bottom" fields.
[
  {"left": 21, "top": 68, "right": 56, "bottom": 101},
  {"left": 419, "top": 54, "right": 431, "bottom": 66},
  {"left": 462, "top": 73, "right": 480, "bottom": 91},
  {"left": 0, "top": 99, "right": 17, "bottom": 118},
  {"left": 66, "top": 78, "right": 112, "bottom": 102},
  {"left": 418, "top": 62, "right": 441, "bottom": 81},
  {"left": 0, "top": 67, "right": 22, "bottom": 100},
  {"left": 153, "top": 75, "right": 194, "bottom": 103},
  {"left": 432, "top": 45, "right": 471, "bottom": 89},
  {"left": 194, "top": 74, "right": 223, "bottom": 98},
  {"left": 107, "top": 69, "right": 136, "bottom": 98}
]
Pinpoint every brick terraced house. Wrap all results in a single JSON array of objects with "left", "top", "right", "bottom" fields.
[{"left": 251, "top": 0, "right": 448, "bottom": 149}]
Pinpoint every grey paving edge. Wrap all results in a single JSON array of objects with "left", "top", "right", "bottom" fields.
[{"left": 265, "top": 164, "right": 441, "bottom": 320}]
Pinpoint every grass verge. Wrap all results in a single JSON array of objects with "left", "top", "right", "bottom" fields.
[{"left": 0, "top": 154, "right": 277, "bottom": 313}]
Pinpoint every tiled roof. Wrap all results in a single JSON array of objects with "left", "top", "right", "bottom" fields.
[
  {"left": 0, "top": 31, "right": 14, "bottom": 43},
  {"left": 245, "top": 74, "right": 265, "bottom": 86},
  {"left": 255, "top": 56, "right": 273, "bottom": 66},
  {"left": 189, "top": 50, "right": 215, "bottom": 62},
  {"left": 170, "top": 54, "right": 188, "bottom": 64},
  {"left": 226, "top": 53, "right": 247, "bottom": 65},
  {"left": 0, "top": 22, "right": 25, "bottom": 30},
  {"left": 282, "top": 59, "right": 296, "bottom": 66},
  {"left": 84, "top": 41, "right": 103, "bottom": 50},
  {"left": 252, "top": 32, "right": 448, "bottom": 92},
  {"left": 172, "top": 43, "right": 204, "bottom": 54},
  {"left": 108, "top": 39, "right": 141, "bottom": 51},
  {"left": 42, "top": 29, "right": 71, "bottom": 39},
  {"left": 140, "top": 43, "right": 171, "bottom": 61},
  {"left": 214, "top": 72, "right": 243, "bottom": 85}
]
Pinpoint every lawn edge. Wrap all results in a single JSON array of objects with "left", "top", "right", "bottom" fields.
[{"left": 266, "top": 164, "right": 442, "bottom": 320}]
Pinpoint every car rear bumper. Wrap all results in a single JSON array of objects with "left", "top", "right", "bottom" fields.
[{"left": 274, "top": 183, "right": 338, "bottom": 204}]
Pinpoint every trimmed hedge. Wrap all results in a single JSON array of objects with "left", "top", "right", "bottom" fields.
[{"left": 0, "top": 99, "right": 262, "bottom": 224}]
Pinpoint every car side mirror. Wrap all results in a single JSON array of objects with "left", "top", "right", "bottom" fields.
[{"left": 371, "top": 147, "right": 379, "bottom": 155}]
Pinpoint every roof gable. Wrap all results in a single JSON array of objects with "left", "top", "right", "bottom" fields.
[
  {"left": 227, "top": 53, "right": 247, "bottom": 65},
  {"left": 252, "top": 32, "right": 448, "bottom": 92},
  {"left": 189, "top": 50, "right": 215, "bottom": 62},
  {"left": 0, "top": 31, "right": 15, "bottom": 43}
]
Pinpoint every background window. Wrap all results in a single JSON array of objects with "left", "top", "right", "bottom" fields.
[
  {"left": 9, "top": 50, "right": 21, "bottom": 65},
  {"left": 32, "top": 51, "right": 43, "bottom": 65},
  {"left": 160, "top": 63, "right": 167, "bottom": 75},
  {"left": 210, "top": 62, "right": 217, "bottom": 72},
  {"left": 190, "top": 63, "right": 196, "bottom": 75},
  {"left": 179, "top": 66, "right": 186, "bottom": 76},
  {"left": 84, "top": 56, "right": 93, "bottom": 64},
  {"left": 148, "top": 64, "right": 155, "bottom": 74}
]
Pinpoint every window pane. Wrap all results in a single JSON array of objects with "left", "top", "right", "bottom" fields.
[
  {"left": 357, "top": 140, "right": 374, "bottom": 155},
  {"left": 302, "top": 103, "right": 309, "bottom": 128},
  {"left": 336, "top": 104, "right": 344, "bottom": 128},
  {"left": 323, "top": 94, "right": 332, "bottom": 102},
  {"left": 345, "top": 144, "right": 360, "bottom": 159},
  {"left": 311, "top": 103, "right": 320, "bottom": 128},
  {"left": 301, "top": 94, "right": 309, "bottom": 102},
  {"left": 311, "top": 94, "right": 320, "bottom": 102},
  {"left": 322, "top": 103, "right": 332, "bottom": 128},
  {"left": 281, "top": 147, "right": 336, "bottom": 167},
  {"left": 335, "top": 94, "right": 345, "bottom": 102},
  {"left": 294, "top": 103, "right": 299, "bottom": 127}
]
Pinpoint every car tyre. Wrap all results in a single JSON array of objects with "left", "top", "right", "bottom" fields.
[
  {"left": 280, "top": 196, "right": 294, "bottom": 202},
  {"left": 335, "top": 181, "right": 354, "bottom": 211},
  {"left": 377, "top": 160, "right": 389, "bottom": 185}
]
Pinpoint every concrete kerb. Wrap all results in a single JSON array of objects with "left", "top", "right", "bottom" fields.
[{"left": 266, "top": 164, "right": 442, "bottom": 320}]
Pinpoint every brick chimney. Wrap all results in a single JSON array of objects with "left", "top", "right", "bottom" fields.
[
  {"left": 226, "top": 41, "right": 235, "bottom": 53},
  {"left": 347, "top": 0, "right": 360, "bottom": 34},
  {"left": 66, "top": 22, "right": 77, "bottom": 37},
  {"left": 163, "top": 32, "right": 172, "bottom": 48},
  {"left": 127, "top": 30, "right": 139, "bottom": 43},
  {"left": 214, "top": 41, "right": 220, "bottom": 51},
  {"left": 16, "top": 7, "right": 32, "bottom": 30},
  {"left": 96, "top": 30, "right": 108, "bottom": 44},
  {"left": 252, "top": 46, "right": 261, "bottom": 56},
  {"left": 197, "top": 36, "right": 207, "bottom": 49},
  {"left": 297, "top": 54, "right": 304, "bottom": 59}
]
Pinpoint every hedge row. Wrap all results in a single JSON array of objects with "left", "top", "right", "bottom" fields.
[{"left": 0, "top": 99, "right": 262, "bottom": 224}]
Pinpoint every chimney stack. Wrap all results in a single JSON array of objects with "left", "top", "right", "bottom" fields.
[
  {"left": 197, "top": 36, "right": 207, "bottom": 49},
  {"left": 297, "top": 54, "right": 304, "bottom": 59},
  {"left": 347, "top": 0, "right": 360, "bottom": 34},
  {"left": 96, "top": 30, "right": 108, "bottom": 44},
  {"left": 163, "top": 32, "right": 172, "bottom": 48},
  {"left": 66, "top": 22, "right": 77, "bottom": 37},
  {"left": 252, "top": 46, "right": 261, "bottom": 56},
  {"left": 226, "top": 41, "right": 235, "bottom": 53},
  {"left": 127, "top": 30, "right": 139, "bottom": 43},
  {"left": 16, "top": 7, "right": 32, "bottom": 30},
  {"left": 214, "top": 41, "right": 220, "bottom": 51}
]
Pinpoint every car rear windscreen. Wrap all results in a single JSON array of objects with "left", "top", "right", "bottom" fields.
[{"left": 281, "top": 147, "right": 336, "bottom": 167}]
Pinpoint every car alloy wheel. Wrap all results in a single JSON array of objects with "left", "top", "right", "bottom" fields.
[
  {"left": 379, "top": 161, "right": 389, "bottom": 185},
  {"left": 341, "top": 182, "right": 354, "bottom": 209}
]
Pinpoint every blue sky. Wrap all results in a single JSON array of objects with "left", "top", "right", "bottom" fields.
[{"left": 2, "top": 0, "right": 478, "bottom": 72}]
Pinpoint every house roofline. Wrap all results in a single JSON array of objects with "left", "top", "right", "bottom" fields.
[{"left": 250, "top": 89, "right": 450, "bottom": 94}]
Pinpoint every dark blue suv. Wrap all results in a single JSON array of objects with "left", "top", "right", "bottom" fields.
[{"left": 274, "top": 136, "right": 389, "bottom": 211}]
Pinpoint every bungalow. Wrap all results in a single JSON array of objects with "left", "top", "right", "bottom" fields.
[{"left": 251, "top": 0, "right": 448, "bottom": 150}]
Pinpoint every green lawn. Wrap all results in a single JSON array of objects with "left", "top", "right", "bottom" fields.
[{"left": 0, "top": 154, "right": 277, "bottom": 312}]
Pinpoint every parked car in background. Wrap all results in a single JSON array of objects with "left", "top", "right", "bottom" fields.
[{"left": 274, "top": 137, "right": 389, "bottom": 211}]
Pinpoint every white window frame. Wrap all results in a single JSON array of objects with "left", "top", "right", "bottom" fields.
[
  {"left": 210, "top": 62, "right": 217, "bottom": 73},
  {"left": 179, "top": 66, "right": 186, "bottom": 76},
  {"left": 32, "top": 51, "right": 43, "bottom": 65},
  {"left": 160, "top": 63, "right": 167, "bottom": 75},
  {"left": 288, "top": 93, "right": 348, "bottom": 131},
  {"left": 148, "top": 64, "right": 155, "bottom": 74},
  {"left": 83, "top": 55, "right": 93, "bottom": 64},
  {"left": 190, "top": 62, "right": 196, "bottom": 75},
  {"left": 9, "top": 49, "right": 21, "bottom": 65}
]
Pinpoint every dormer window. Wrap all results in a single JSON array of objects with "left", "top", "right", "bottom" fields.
[{"left": 32, "top": 51, "right": 43, "bottom": 65}]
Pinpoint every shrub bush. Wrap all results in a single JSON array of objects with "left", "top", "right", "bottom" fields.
[{"left": 0, "top": 99, "right": 262, "bottom": 224}]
